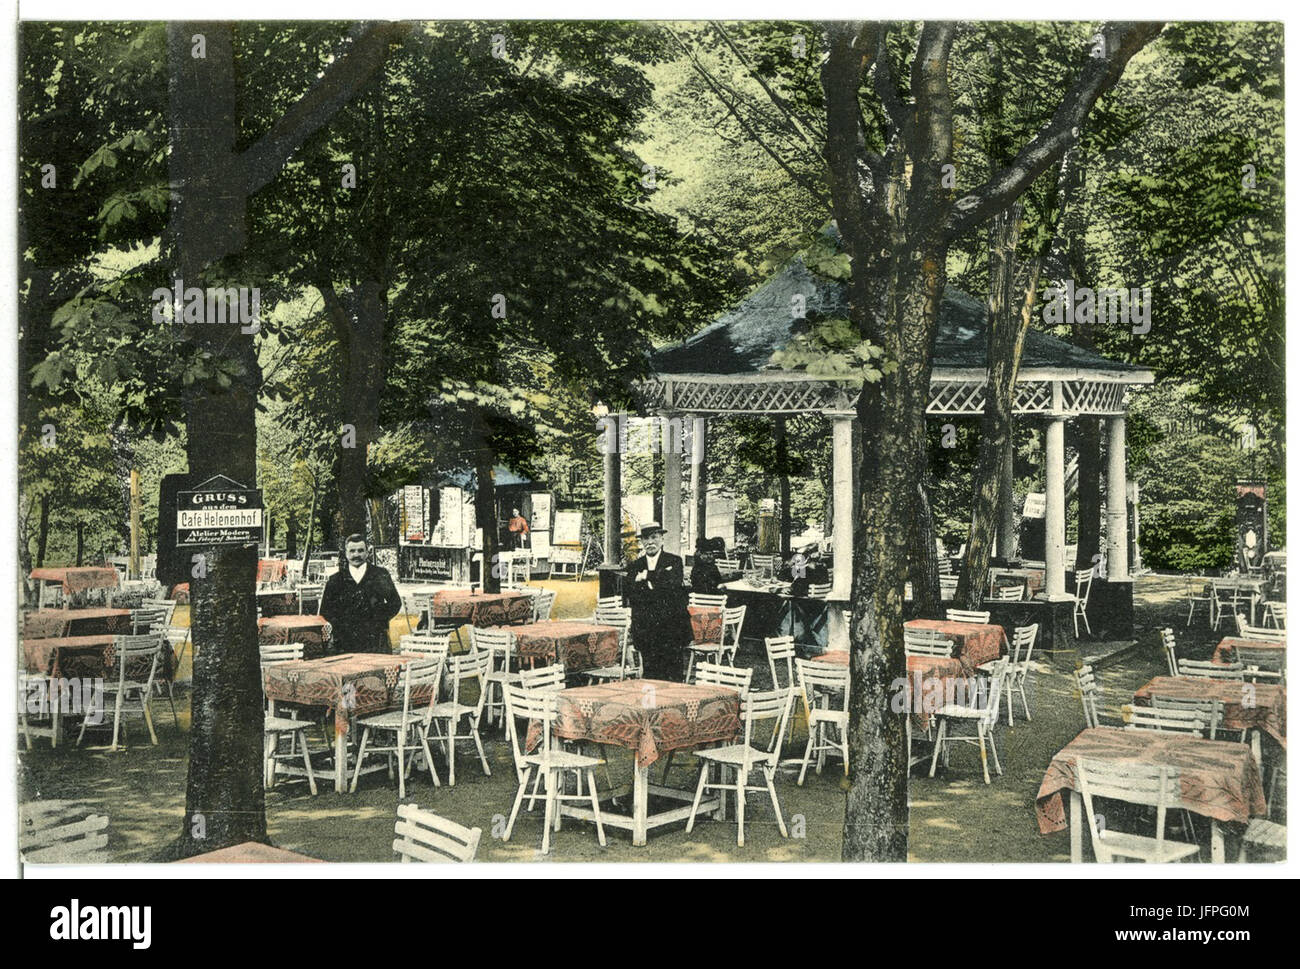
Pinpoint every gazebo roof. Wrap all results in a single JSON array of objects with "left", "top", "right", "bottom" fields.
[
  {"left": 639, "top": 247, "right": 1153, "bottom": 418},
  {"left": 649, "top": 254, "right": 1149, "bottom": 378}
]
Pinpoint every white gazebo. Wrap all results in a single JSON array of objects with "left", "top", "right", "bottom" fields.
[{"left": 606, "top": 250, "right": 1152, "bottom": 637}]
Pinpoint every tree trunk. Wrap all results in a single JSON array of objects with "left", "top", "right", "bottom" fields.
[
  {"left": 776, "top": 417, "right": 791, "bottom": 556},
  {"left": 1073, "top": 419, "right": 1102, "bottom": 570},
  {"left": 286, "top": 514, "right": 297, "bottom": 560},
  {"left": 475, "top": 447, "right": 501, "bottom": 594},
  {"left": 36, "top": 493, "right": 50, "bottom": 567}
]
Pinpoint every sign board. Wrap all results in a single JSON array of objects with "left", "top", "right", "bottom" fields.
[
  {"left": 1022, "top": 493, "right": 1046, "bottom": 519},
  {"left": 177, "top": 475, "right": 264, "bottom": 547},
  {"left": 553, "top": 511, "right": 583, "bottom": 546},
  {"left": 531, "top": 493, "right": 552, "bottom": 531},
  {"left": 402, "top": 485, "right": 425, "bottom": 543},
  {"left": 432, "top": 487, "right": 466, "bottom": 547}
]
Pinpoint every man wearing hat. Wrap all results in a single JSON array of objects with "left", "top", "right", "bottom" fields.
[{"left": 625, "top": 521, "right": 693, "bottom": 680}]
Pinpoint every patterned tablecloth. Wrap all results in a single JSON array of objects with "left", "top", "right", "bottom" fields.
[
  {"left": 262, "top": 653, "right": 429, "bottom": 739},
  {"left": 431, "top": 589, "right": 533, "bottom": 627},
  {"left": 257, "top": 615, "right": 333, "bottom": 657},
  {"left": 991, "top": 568, "right": 1044, "bottom": 596},
  {"left": 550, "top": 679, "right": 742, "bottom": 768},
  {"left": 905, "top": 619, "right": 1003, "bottom": 668},
  {"left": 1212, "top": 636, "right": 1285, "bottom": 666},
  {"left": 688, "top": 605, "right": 722, "bottom": 644},
  {"left": 1134, "top": 675, "right": 1286, "bottom": 746},
  {"left": 176, "top": 841, "right": 322, "bottom": 863},
  {"left": 24, "top": 608, "right": 132, "bottom": 639},
  {"left": 492, "top": 621, "right": 621, "bottom": 673},
  {"left": 1036, "top": 726, "right": 1268, "bottom": 835},
  {"left": 809, "top": 651, "right": 970, "bottom": 729},
  {"left": 256, "top": 590, "right": 301, "bottom": 617},
  {"left": 23, "top": 634, "right": 173, "bottom": 682},
  {"left": 30, "top": 567, "right": 121, "bottom": 594},
  {"left": 257, "top": 559, "right": 289, "bottom": 584}
]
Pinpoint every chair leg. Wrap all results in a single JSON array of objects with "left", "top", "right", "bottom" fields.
[
  {"left": 419, "top": 728, "right": 440, "bottom": 788},
  {"left": 350, "top": 727, "right": 371, "bottom": 792},
  {"left": 471, "top": 720, "right": 491, "bottom": 776},
  {"left": 929, "top": 719, "right": 947, "bottom": 778},
  {"left": 977, "top": 726, "right": 990, "bottom": 785},
  {"left": 987, "top": 729, "right": 1003, "bottom": 776},
  {"left": 734, "top": 769, "right": 746, "bottom": 847},
  {"left": 301, "top": 731, "right": 318, "bottom": 795},
  {"left": 686, "top": 762, "right": 709, "bottom": 833},
  {"left": 141, "top": 692, "right": 158, "bottom": 745},
  {"left": 796, "top": 726, "right": 815, "bottom": 786},
  {"left": 585, "top": 769, "right": 606, "bottom": 847},
  {"left": 765, "top": 765, "right": 788, "bottom": 838},
  {"left": 505, "top": 767, "right": 531, "bottom": 841},
  {"left": 110, "top": 690, "right": 125, "bottom": 751},
  {"left": 541, "top": 771, "right": 555, "bottom": 854}
]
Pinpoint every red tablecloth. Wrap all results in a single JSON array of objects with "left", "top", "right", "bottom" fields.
[
  {"left": 1036, "top": 726, "right": 1267, "bottom": 835},
  {"left": 257, "top": 559, "right": 288, "bottom": 584},
  {"left": 24, "top": 608, "right": 132, "bottom": 639},
  {"left": 171, "top": 583, "right": 190, "bottom": 604},
  {"left": 431, "top": 589, "right": 533, "bottom": 627},
  {"left": 176, "top": 841, "right": 322, "bottom": 863},
  {"left": 1134, "top": 676, "right": 1286, "bottom": 747},
  {"left": 688, "top": 605, "right": 722, "bottom": 643},
  {"left": 257, "top": 590, "right": 300, "bottom": 617},
  {"left": 1212, "top": 636, "right": 1285, "bottom": 666},
  {"left": 810, "top": 649, "right": 849, "bottom": 666},
  {"left": 23, "top": 634, "right": 173, "bottom": 682},
  {"left": 492, "top": 621, "right": 621, "bottom": 673},
  {"left": 257, "top": 615, "right": 332, "bottom": 657},
  {"left": 30, "top": 567, "right": 120, "bottom": 594},
  {"left": 905, "top": 619, "right": 1003, "bottom": 668},
  {"left": 550, "top": 679, "right": 741, "bottom": 768},
  {"left": 262, "top": 653, "right": 427, "bottom": 739}
]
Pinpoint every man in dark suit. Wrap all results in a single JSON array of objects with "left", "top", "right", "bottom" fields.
[
  {"left": 625, "top": 522, "right": 693, "bottom": 681},
  {"left": 319, "top": 534, "right": 403, "bottom": 654}
]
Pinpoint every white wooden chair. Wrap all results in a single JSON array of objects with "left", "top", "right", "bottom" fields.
[
  {"left": 719, "top": 605, "right": 746, "bottom": 665},
  {"left": 685, "top": 687, "right": 794, "bottom": 847},
  {"left": 138, "top": 598, "right": 182, "bottom": 727},
  {"left": 297, "top": 582, "right": 324, "bottom": 614},
  {"left": 583, "top": 608, "right": 638, "bottom": 683},
  {"left": 946, "top": 609, "right": 990, "bottom": 624},
  {"left": 1160, "top": 628, "right": 1180, "bottom": 676},
  {"left": 1075, "top": 758, "right": 1200, "bottom": 863},
  {"left": 259, "top": 641, "right": 318, "bottom": 795},
  {"left": 531, "top": 588, "right": 558, "bottom": 623},
  {"left": 1235, "top": 645, "right": 1285, "bottom": 684},
  {"left": 77, "top": 633, "right": 163, "bottom": 751},
  {"left": 428, "top": 649, "right": 492, "bottom": 786},
  {"left": 502, "top": 683, "right": 605, "bottom": 854},
  {"left": 351, "top": 657, "right": 445, "bottom": 798},
  {"left": 904, "top": 628, "right": 954, "bottom": 657},
  {"left": 520, "top": 663, "right": 567, "bottom": 692},
  {"left": 693, "top": 661, "right": 753, "bottom": 695},
  {"left": 1075, "top": 664, "right": 1105, "bottom": 728},
  {"left": 398, "top": 630, "right": 453, "bottom": 658},
  {"left": 1183, "top": 576, "right": 1213, "bottom": 627},
  {"left": 794, "top": 658, "right": 849, "bottom": 784},
  {"left": 684, "top": 603, "right": 743, "bottom": 680},
  {"left": 993, "top": 585, "right": 1025, "bottom": 602},
  {"left": 807, "top": 582, "right": 833, "bottom": 598},
  {"left": 1265, "top": 601, "right": 1287, "bottom": 630},
  {"left": 687, "top": 592, "right": 728, "bottom": 610},
  {"left": 765, "top": 636, "right": 798, "bottom": 747},
  {"left": 929, "top": 658, "right": 1007, "bottom": 784},
  {"left": 1178, "top": 659, "right": 1245, "bottom": 681},
  {"left": 1209, "top": 578, "right": 1245, "bottom": 630},
  {"left": 1237, "top": 615, "right": 1281, "bottom": 641},
  {"left": 1238, "top": 817, "right": 1287, "bottom": 861},
  {"left": 392, "top": 803, "right": 481, "bottom": 863},
  {"left": 1150, "top": 695, "right": 1226, "bottom": 740},
  {"left": 939, "top": 574, "right": 958, "bottom": 600},
  {"left": 473, "top": 626, "right": 519, "bottom": 730},
  {"left": 716, "top": 557, "right": 741, "bottom": 572},
  {"left": 20, "top": 812, "right": 110, "bottom": 864},
  {"left": 1072, "top": 567, "right": 1095, "bottom": 637},
  {"left": 989, "top": 623, "right": 1037, "bottom": 725},
  {"left": 749, "top": 553, "right": 777, "bottom": 577},
  {"left": 1121, "top": 704, "right": 1207, "bottom": 736}
]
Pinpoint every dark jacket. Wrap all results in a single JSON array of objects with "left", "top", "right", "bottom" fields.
[
  {"left": 626, "top": 551, "right": 692, "bottom": 679},
  {"left": 319, "top": 564, "right": 403, "bottom": 655}
]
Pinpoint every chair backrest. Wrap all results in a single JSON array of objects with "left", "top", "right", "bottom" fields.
[
  {"left": 1076, "top": 758, "right": 1182, "bottom": 862},
  {"left": 520, "top": 663, "right": 567, "bottom": 692},
  {"left": 938, "top": 574, "right": 958, "bottom": 599},
  {"left": 693, "top": 661, "right": 752, "bottom": 694},
  {"left": 1240, "top": 620, "right": 1280, "bottom": 641},
  {"left": 793, "top": 658, "right": 850, "bottom": 714},
  {"left": 946, "top": 609, "right": 990, "bottom": 624},
  {"left": 596, "top": 595, "right": 622, "bottom": 611},
  {"left": 113, "top": 633, "right": 164, "bottom": 685},
  {"left": 1122, "top": 704, "right": 1207, "bottom": 736},
  {"left": 1269, "top": 602, "right": 1287, "bottom": 628},
  {"left": 964, "top": 658, "right": 1008, "bottom": 727},
  {"left": 297, "top": 583, "right": 324, "bottom": 612},
  {"left": 397, "top": 657, "right": 444, "bottom": 717},
  {"left": 503, "top": 682, "right": 561, "bottom": 768},
  {"left": 1235, "top": 646, "right": 1285, "bottom": 676},
  {"left": 1160, "top": 628, "right": 1179, "bottom": 676},
  {"left": 1151, "top": 695, "right": 1223, "bottom": 740},
  {"left": 20, "top": 813, "right": 110, "bottom": 863},
  {"left": 259, "top": 641, "right": 305, "bottom": 666},
  {"left": 688, "top": 592, "right": 728, "bottom": 610},
  {"left": 392, "top": 803, "right": 481, "bottom": 863},
  {"left": 765, "top": 636, "right": 796, "bottom": 690},
  {"left": 131, "top": 606, "right": 170, "bottom": 634},
  {"left": 1009, "top": 623, "right": 1039, "bottom": 667},
  {"left": 470, "top": 625, "right": 515, "bottom": 654},
  {"left": 993, "top": 585, "right": 1025, "bottom": 602},
  {"left": 1075, "top": 567, "right": 1095, "bottom": 605},
  {"left": 937, "top": 557, "right": 953, "bottom": 575},
  {"left": 737, "top": 688, "right": 794, "bottom": 761},
  {"left": 141, "top": 598, "right": 178, "bottom": 627},
  {"left": 1075, "top": 664, "right": 1101, "bottom": 727},
  {"left": 903, "top": 627, "right": 954, "bottom": 657},
  {"left": 1178, "top": 660, "right": 1245, "bottom": 681},
  {"left": 716, "top": 558, "right": 741, "bottom": 572},
  {"left": 531, "top": 589, "right": 557, "bottom": 623},
  {"left": 443, "top": 649, "right": 492, "bottom": 713},
  {"left": 750, "top": 553, "right": 777, "bottom": 574},
  {"left": 594, "top": 605, "right": 632, "bottom": 626},
  {"left": 721, "top": 605, "right": 746, "bottom": 647},
  {"left": 399, "top": 630, "right": 453, "bottom": 658}
]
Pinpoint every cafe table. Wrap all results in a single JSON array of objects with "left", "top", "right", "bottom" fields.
[
  {"left": 1036, "top": 726, "right": 1268, "bottom": 862},
  {"left": 546, "top": 678, "right": 742, "bottom": 845},
  {"left": 487, "top": 620, "right": 621, "bottom": 674},
  {"left": 256, "top": 589, "right": 301, "bottom": 617},
  {"left": 1212, "top": 636, "right": 1285, "bottom": 667},
  {"left": 430, "top": 588, "right": 534, "bottom": 628},
  {"left": 24, "top": 607, "right": 132, "bottom": 639},
  {"left": 30, "top": 566, "right": 120, "bottom": 607},
  {"left": 1133, "top": 675, "right": 1286, "bottom": 763},
  {"left": 262, "top": 652, "right": 430, "bottom": 793},
  {"left": 176, "top": 841, "right": 322, "bottom": 863},
  {"left": 904, "top": 618, "right": 1004, "bottom": 669},
  {"left": 257, "top": 615, "right": 333, "bottom": 657}
]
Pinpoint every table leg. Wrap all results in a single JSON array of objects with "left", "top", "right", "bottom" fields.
[
  {"left": 633, "top": 763, "right": 648, "bottom": 846},
  {"left": 1211, "top": 820, "right": 1224, "bottom": 863},
  {"left": 49, "top": 674, "right": 61, "bottom": 748},
  {"left": 1069, "top": 790, "right": 1083, "bottom": 863},
  {"left": 335, "top": 727, "right": 347, "bottom": 794}
]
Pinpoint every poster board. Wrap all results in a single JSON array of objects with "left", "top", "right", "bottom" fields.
[
  {"left": 401, "top": 485, "right": 425, "bottom": 544},
  {"left": 432, "top": 487, "right": 466, "bottom": 547},
  {"left": 1022, "top": 493, "right": 1046, "bottom": 519},
  {"left": 553, "top": 511, "right": 583, "bottom": 547}
]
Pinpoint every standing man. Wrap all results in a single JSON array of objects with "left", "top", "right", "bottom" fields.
[
  {"left": 507, "top": 507, "right": 530, "bottom": 550},
  {"left": 319, "top": 534, "right": 403, "bottom": 654},
  {"left": 625, "top": 522, "right": 693, "bottom": 681}
]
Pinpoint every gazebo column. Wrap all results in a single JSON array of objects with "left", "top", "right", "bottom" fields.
[
  {"left": 602, "top": 414, "right": 622, "bottom": 565},
  {"left": 1105, "top": 415, "right": 1129, "bottom": 581},
  {"left": 1043, "top": 388, "right": 1069, "bottom": 600},
  {"left": 689, "top": 416, "right": 707, "bottom": 551},
  {"left": 662, "top": 412, "right": 683, "bottom": 557},
  {"left": 829, "top": 410, "right": 855, "bottom": 600}
]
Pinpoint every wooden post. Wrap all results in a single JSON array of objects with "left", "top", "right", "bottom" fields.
[
  {"left": 690, "top": 416, "right": 707, "bottom": 552},
  {"left": 1044, "top": 405, "right": 1068, "bottom": 599},
  {"left": 602, "top": 413, "right": 622, "bottom": 565},
  {"left": 1106, "top": 415, "right": 1129, "bottom": 580},
  {"left": 662, "top": 413, "right": 683, "bottom": 558},
  {"left": 129, "top": 469, "right": 142, "bottom": 580},
  {"left": 776, "top": 416, "right": 791, "bottom": 557}
]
